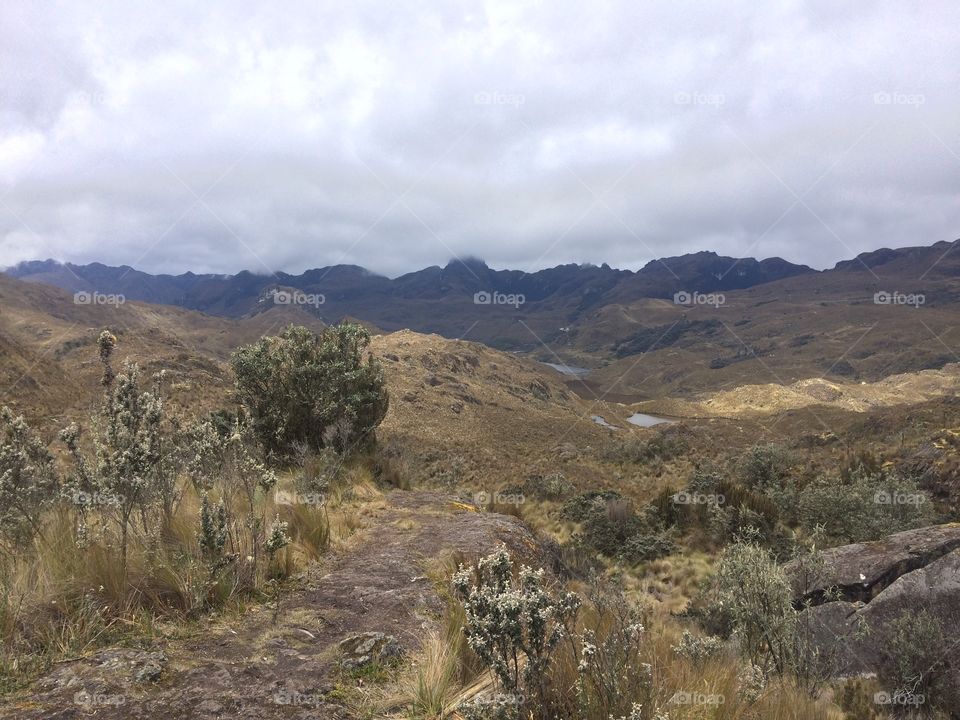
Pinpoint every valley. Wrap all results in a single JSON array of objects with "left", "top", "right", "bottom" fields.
[{"left": 2, "top": 241, "right": 960, "bottom": 718}]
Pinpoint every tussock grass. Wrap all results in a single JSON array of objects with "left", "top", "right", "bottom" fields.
[
  {"left": 0, "top": 455, "right": 379, "bottom": 691},
  {"left": 394, "top": 563, "right": 843, "bottom": 720}
]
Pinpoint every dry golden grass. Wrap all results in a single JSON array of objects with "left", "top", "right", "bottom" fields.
[
  {"left": 390, "top": 565, "right": 846, "bottom": 720},
  {"left": 0, "top": 468, "right": 353, "bottom": 692}
]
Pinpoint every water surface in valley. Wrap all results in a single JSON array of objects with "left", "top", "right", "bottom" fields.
[{"left": 627, "top": 413, "right": 675, "bottom": 427}]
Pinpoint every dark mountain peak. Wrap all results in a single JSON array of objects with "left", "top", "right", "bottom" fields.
[
  {"left": 444, "top": 256, "right": 489, "bottom": 274},
  {"left": 6, "top": 258, "right": 64, "bottom": 275}
]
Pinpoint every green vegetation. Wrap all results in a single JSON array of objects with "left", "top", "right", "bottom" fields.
[
  {"left": 231, "top": 323, "right": 389, "bottom": 460},
  {"left": 0, "top": 327, "right": 387, "bottom": 691},
  {"left": 436, "top": 546, "right": 837, "bottom": 720}
]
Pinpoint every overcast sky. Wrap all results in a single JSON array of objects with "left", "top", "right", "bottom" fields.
[{"left": 1, "top": 1, "right": 958, "bottom": 277}]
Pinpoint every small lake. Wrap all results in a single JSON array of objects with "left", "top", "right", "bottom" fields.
[
  {"left": 542, "top": 362, "right": 592, "bottom": 376},
  {"left": 591, "top": 415, "right": 619, "bottom": 429},
  {"left": 627, "top": 413, "right": 675, "bottom": 427}
]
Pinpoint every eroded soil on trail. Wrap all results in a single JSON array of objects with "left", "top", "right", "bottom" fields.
[{"left": 1, "top": 491, "right": 545, "bottom": 720}]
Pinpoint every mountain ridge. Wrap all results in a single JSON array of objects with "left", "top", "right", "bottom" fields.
[{"left": 6, "top": 238, "right": 958, "bottom": 354}]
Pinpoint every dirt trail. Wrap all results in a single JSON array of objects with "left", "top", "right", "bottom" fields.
[{"left": 1, "top": 491, "right": 543, "bottom": 720}]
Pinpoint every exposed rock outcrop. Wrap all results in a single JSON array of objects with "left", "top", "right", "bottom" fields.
[
  {"left": 786, "top": 524, "right": 960, "bottom": 705},
  {"left": 786, "top": 523, "right": 960, "bottom": 605}
]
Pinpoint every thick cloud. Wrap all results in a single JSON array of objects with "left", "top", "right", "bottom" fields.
[{"left": 1, "top": 0, "right": 958, "bottom": 276}]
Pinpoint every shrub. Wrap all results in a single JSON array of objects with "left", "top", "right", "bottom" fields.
[
  {"left": 672, "top": 629, "right": 725, "bottom": 666},
  {"left": 230, "top": 323, "right": 389, "bottom": 460},
  {"left": 563, "top": 493, "right": 675, "bottom": 565},
  {"left": 452, "top": 546, "right": 581, "bottom": 712},
  {"left": 619, "top": 531, "right": 676, "bottom": 564},
  {"left": 875, "top": 609, "right": 955, "bottom": 711},
  {"left": 736, "top": 443, "right": 792, "bottom": 492},
  {"left": 601, "top": 431, "right": 685, "bottom": 465},
  {"left": 508, "top": 472, "right": 573, "bottom": 501},
  {"left": 0, "top": 407, "right": 59, "bottom": 554},
  {"left": 797, "top": 468, "right": 933, "bottom": 545},
  {"left": 708, "top": 478, "right": 782, "bottom": 546},
  {"left": 705, "top": 533, "right": 834, "bottom": 693},
  {"left": 560, "top": 490, "right": 623, "bottom": 522},
  {"left": 60, "top": 332, "right": 165, "bottom": 574},
  {"left": 563, "top": 578, "right": 653, "bottom": 720}
]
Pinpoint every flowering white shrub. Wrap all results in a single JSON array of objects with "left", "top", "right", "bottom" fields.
[
  {"left": 671, "top": 629, "right": 724, "bottom": 666},
  {"left": 60, "top": 332, "right": 164, "bottom": 573},
  {"left": 184, "top": 419, "right": 228, "bottom": 494},
  {"left": 0, "top": 406, "right": 58, "bottom": 552},
  {"left": 265, "top": 517, "right": 290, "bottom": 555},
  {"left": 198, "top": 494, "right": 228, "bottom": 562},
  {"left": 452, "top": 545, "right": 580, "bottom": 712},
  {"left": 570, "top": 578, "right": 654, "bottom": 719}
]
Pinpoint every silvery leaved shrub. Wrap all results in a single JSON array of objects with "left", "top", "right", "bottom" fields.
[
  {"left": 452, "top": 545, "right": 581, "bottom": 714},
  {"left": 60, "top": 332, "right": 164, "bottom": 574},
  {"left": 0, "top": 407, "right": 58, "bottom": 553},
  {"left": 671, "top": 629, "right": 724, "bottom": 666}
]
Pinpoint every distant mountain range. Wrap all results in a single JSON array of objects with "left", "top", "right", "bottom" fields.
[
  {"left": 5, "top": 239, "right": 959, "bottom": 352},
  {"left": 6, "top": 251, "right": 814, "bottom": 312}
]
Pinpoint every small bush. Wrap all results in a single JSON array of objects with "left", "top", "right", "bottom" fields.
[
  {"left": 452, "top": 546, "right": 581, "bottom": 712},
  {"left": 672, "top": 629, "right": 725, "bottom": 666},
  {"left": 601, "top": 431, "right": 685, "bottom": 465},
  {"left": 60, "top": 332, "right": 165, "bottom": 574},
  {"left": 560, "top": 490, "right": 623, "bottom": 522},
  {"left": 568, "top": 496, "right": 674, "bottom": 564},
  {"left": 231, "top": 323, "right": 389, "bottom": 460},
  {"left": 703, "top": 533, "right": 834, "bottom": 694},
  {"left": 875, "top": 609, "right": 955, "bottom": 711},
  {"left": 510, "top": 472, "right": 573, "bottom": 500},
  {"left": 797, "top": 468, "right": 933, "bottom": 545},
  {"left": 0, "top": 407, "right": 59, "bottom": 554},
  {"left": 736, "top": 443, "right": 793, "bottom": 492}
]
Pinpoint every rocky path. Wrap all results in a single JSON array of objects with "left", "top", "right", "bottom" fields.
[{"left": 1, "top": 491, "right": 542, "bottom": 720}]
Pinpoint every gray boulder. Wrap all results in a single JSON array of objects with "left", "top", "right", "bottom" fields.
[{"left": 337, "top": 632, "right": 402, "bottom": 670}]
